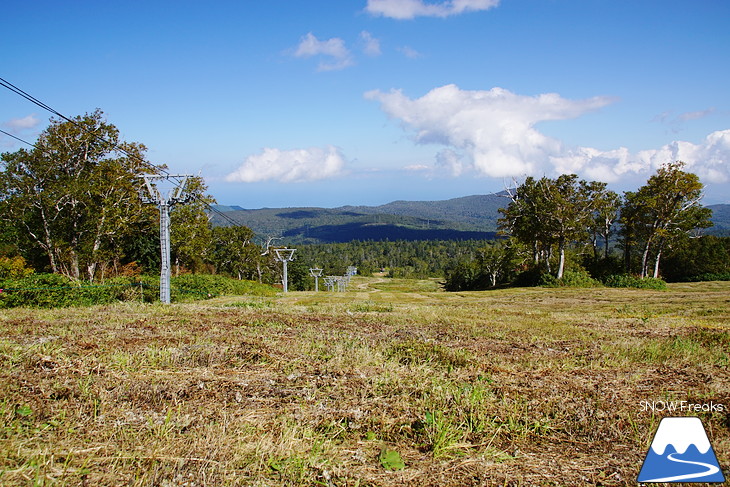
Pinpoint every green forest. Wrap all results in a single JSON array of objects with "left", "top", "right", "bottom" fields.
[{"left": 1, "top": 112, "right": 729, "bottom": 304}]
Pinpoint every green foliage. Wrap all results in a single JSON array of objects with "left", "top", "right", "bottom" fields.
[
  {"left": 442, "top": 239, "right": 519, "bottom": 291},
  {"left": 539, "top": 269, "right": 601, "bottom": 288},
  {"left": 298, "top": 239, "right": 493, "bottom": 281},
  {"left": 660, "top": 235, "right": 730, "bottom": 282},
  {"left": 0, "top": 273, "right": 276, "bottom": 308},
  {"left": 170, "top": 274, "right": 277, "bottom": 299},
  {"left": 620, "top": 161, "right": 712, "bottom": 278},
  {"left": 209, "top": 226, "right": 262, "bottom": 281},
  {"left": 0, "top": 256, "right": 34, "bottom": 279},
  {"left": 581, "top": 255, "right": 623, "bottom": 281},
  {"left": 0, "top": 110, "right": 158, "bottom": 281},
  {"left": 443, "top": 260, "right": 484, "bottom": 291},
  {"left": 512, "top": 266, "right": 547, "bottom": 287},
  {"left": 686, "top": 272, "right": 730, "bottom": 282},
  {"left": 378, "top": 448, "right": 405, "bottom": 470},
  {"left": 602, "top": 275, "right": 667, "bottom": 290},
  {"left": 499, "top": 174, "right": 603, "bottom": 279},
  {"left": 170, "top": 177, "right": 216, "bottom": 274}
]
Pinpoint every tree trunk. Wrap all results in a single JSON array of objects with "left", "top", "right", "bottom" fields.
[
  {"left": 652, "top": 238, "right": 666, "bottom": 279},
  {"left": 640, "top": 241, "right": 652, "bottom": 278},
  {"left": 87, "top": 262, "right": 97, "bottom": 282},
  {"left": 69, "top": 250, "right": 80, "bottom": 280},
  {"left": 557, "top": 240, "right": 566, "bottom": 279},
  {"left": 489, "top": 271, "right": 497, "bottom": 287}
]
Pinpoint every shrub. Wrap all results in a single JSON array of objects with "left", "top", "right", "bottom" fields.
[
  {"left": 0, "top": 274, "right": 277, "bottom": 308},
  {"left": 170, "top": 274, "right": 278, "bottom": 300},
  {"left": 540, "top": 269, "right": 601, "bottom": 288},
  {"left": 512, "top": 266, "right": 547, "bottom": 287},
  {"left": 602, "top": 274, "right": 667, "bottom": 290},
  {"left": 0, "top": 256, "right": 34, "bottom": 279}
]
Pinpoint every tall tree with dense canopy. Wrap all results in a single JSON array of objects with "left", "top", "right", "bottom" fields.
[
  {"left": 499, "top": 174, "right": 594, "bottom": 279},
  {"left": 210, "top": 225, "right": 263, "bottom": 281},
  {"left": 498, "top": 177, "right": 555, "bottom": 270},
  {"left": 169, "top": 176, "right": 216, "bottom": 275},
  {"left": 0, "top": 110, "right": 157, "bottom": 281},
  {"left": 621, "top": 161, "right": 712, "bottom": 278},
  {"left": 581, "top": 180, "right": 620, "bottom": 259}
]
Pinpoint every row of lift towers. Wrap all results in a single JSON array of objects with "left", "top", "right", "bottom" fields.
[
  {"left": 140, "top": 174, "right": 355, "bottom": 303},
  {"left": 273, "top": 251, "right": 357, "bottom": 293}
]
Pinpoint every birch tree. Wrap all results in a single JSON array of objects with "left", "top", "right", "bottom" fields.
[
  {"left": 620, "top": 161, "right": 712, "bottom": 278},
  {"left": 499, "top": 174, "right": 592, "bottom": 279},
  {"left": 0, "top": 110, "right": 158, "bottom": 280}
]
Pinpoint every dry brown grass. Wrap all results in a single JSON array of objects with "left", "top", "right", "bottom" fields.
[{"left": 0, "top": 279, "right": 728, "bottom": 486}]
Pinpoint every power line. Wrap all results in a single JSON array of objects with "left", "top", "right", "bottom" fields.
[
  {"left": 0, "top": 128, "right": 40, "bottom": 150},
  {"left": 0, "top": 76, "right": 243, "bottom": 228}
]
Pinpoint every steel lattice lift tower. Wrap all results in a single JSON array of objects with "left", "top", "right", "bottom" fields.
[{"left": 140, "top": 174, "right": 191, "bottom": 304}]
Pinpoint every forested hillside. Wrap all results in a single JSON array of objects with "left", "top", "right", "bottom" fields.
[
  {"left": 708, "top": 204, "right": 730, "bottom": 235},
  {"left": 210, "top": 194, "right": 505, "bottom": 243},
  {"left": 211, "top": 196, "right": 729, "bottom": 244}
]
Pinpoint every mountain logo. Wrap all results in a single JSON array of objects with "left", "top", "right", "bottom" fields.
[{"left": 638, "top": 416, "right": 725, "bottom": 483}]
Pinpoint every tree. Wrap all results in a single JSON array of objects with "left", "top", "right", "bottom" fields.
[
  {"left": 477, "top": 239, "right": 516, "bottom": 287},
  {"left": 660, "top": 235, "right": 730, "bottom": 281},
  {"left": 547, "top": 174, "right": 592, "bottom": 279},
  {"left": 581, "top": 181, "right": 620, "bottom": 259},
  {"left": 210, "top": 225, "right": 262, "bottom": 280},
  {"left": 0, "top": 110, "right": 157, "bottom": 281},
  {"left": 499, "top": 174, "right": 593, "bottom": 279},
  {"left": 620, "top": 162, "right": 712, "bottom": 278},
  {"left": 498, "top": 177, "right": 555, "bottom": 270},
  {"left": 169, "top": 176, "right": 215, "bottom": 275}
]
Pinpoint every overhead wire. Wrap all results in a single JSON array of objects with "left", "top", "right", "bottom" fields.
[{"left": 0, "top": 76, "right": 243, "bottom": 228}]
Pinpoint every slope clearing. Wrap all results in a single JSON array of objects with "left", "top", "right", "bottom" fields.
[{"left": 1, "top": 280, "right": 728, "bottom": 485}]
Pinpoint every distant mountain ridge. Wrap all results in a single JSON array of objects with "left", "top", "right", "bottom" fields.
[
  {"left": 210, "top": 194, "right": 506, "bottom": 243},
  {"left": 210, "top": 195, "right": 730, "bottom": 244}
]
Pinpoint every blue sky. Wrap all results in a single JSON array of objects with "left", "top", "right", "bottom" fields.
[{"left": 2, "top": 0, "right": 729, "bottom": 207}]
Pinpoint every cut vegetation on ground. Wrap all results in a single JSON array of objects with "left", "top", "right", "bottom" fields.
[{"left": 1, "top": 279, "right": 728, "bottom": 486}]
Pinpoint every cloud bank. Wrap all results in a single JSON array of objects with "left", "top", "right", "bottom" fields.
[
  {"left": 366, "top": 0, "right": 500, "bottom": 19},
  {"left": 366, "top": 84, "right": 730, "bottom": 184},
  {"left": 226, "top": 146, "right": 347, "bottom": 183}
]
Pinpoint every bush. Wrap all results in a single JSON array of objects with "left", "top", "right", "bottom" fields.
[
  {"left": 0, "top": 273, "right": 277, "bottom": 308},
  {"left": 540, "top": 269, "right": 601, "bottom": 288},
  {"left": 0, "top": 256, "right": 34, "bottom": 279},
  {"left": 602, "top": 274, "right": 667, "bottom": 290},
  {"left": 512, "top": 267, "right": 547, "bottom": 287},
  {"left": 170, "top": 274, "right": 278, "bottom": 300}
]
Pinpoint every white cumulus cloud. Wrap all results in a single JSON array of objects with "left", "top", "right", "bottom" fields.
[
  {"left": 366, "top": 84, "right": 730, "bottom": 184},
  {"left": 365, "top": 84, "right": 613, "bottom": 177},
  {"left": 366, "top": 0, "right": 500, "bottom": 19},
  {"left": 226, "top": 146, "right": 347, "bottom": 183},
  {"left": 397, "top": 46, "right": 422, "bottom": 59},
  {"left": 293, "top": 33, "right": 353, "bottom": 71},
  {"left": 552, "top": 130, "right": 730, "bottom": 184}
]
